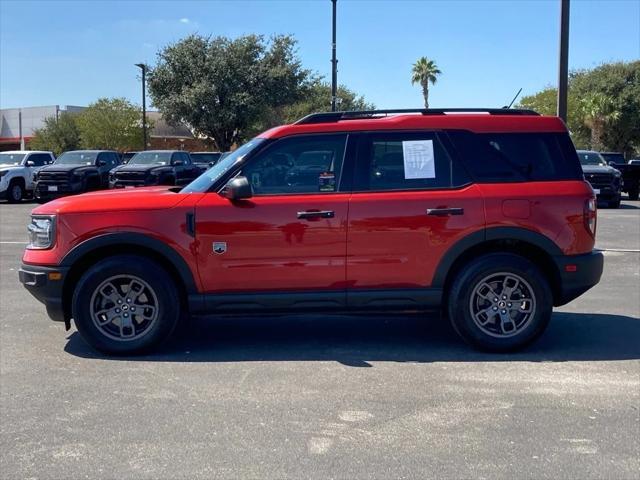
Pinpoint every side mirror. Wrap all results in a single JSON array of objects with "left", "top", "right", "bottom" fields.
[
  {"left": 221, "top": 176, "right": 253, "bottom": 201},
  {"left": 25, "top": 160, "right": 35, "bottom": 167},
  {"left": 173, "top": 160, "right": 184, "bottom": 166},
  {"left": 98, "top": 160, "right": 107, "bottom": 166}
]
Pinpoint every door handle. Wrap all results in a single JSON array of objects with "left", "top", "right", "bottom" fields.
[
  {"left": 426, "top": 207, "right": 464, "bottom": 216},
  {"left": 297, "top": 210, "right": 335, "bottom": 220}
]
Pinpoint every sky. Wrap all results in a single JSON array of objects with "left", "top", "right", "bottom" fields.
[{"left": 1, "top": 0, "right": 639, "bottom": 111}]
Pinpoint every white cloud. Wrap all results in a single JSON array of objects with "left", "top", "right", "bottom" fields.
[{"left": 179, "top": 18, "right": 190, "bottom": 24}]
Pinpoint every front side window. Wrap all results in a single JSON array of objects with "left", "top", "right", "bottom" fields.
[
  {"left": 241, "top": 134, "right": 347, "bottom": 195},
  {"left": 354, "top": 132, "right": 456, "bottom": 191},
  {"left": 27, "top": 153, "right": 50, "bottom": 166}
]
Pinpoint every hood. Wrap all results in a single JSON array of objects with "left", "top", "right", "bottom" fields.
[
  {"left": 581, "top": 164, "right": 619, "bottom": 175},
  {"left": 0, "top": 164, "right": 23, "bottom": 171},
  {"left": 40, "top": 164, "right": 98, "bottom": 174},
  {"left": 32, "top": 186, "right": 199, "bottom": 215},
  {"left": 112, "top": 164, "right": 172, "bottom": 174}
]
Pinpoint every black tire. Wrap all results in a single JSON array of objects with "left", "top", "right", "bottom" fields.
[
  {"left": 72, "top": 255, "right": 180, "bottom": 355},
  {"left": 447, "top": 253, "right": 552, "bottom": 352},
  {"left": 7, "top": 180, "right": 24, "bottom": 203},
  {"left": 627, "top": 187, "right": 639, "bottom": 201},
  {"left": 609, "top": 198, "right": 621, "bottom": 209}
]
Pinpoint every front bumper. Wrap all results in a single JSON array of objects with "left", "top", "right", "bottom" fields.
[
  {"left": 19, "top": 264, "right": 70, "bottom": 323},
  {"left": 552, "top": 251, "right": 604, "bottom": 306},
  {"left": 34, "top": 180, "right": 83, "bottom": 199}
]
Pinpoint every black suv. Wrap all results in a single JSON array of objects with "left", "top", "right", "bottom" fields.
[
  {"left": 109, "top": 150, "right": 201, "bottom": 188},
  {"left": 35, "top": 150, "right": 120, "bottom": 201}
]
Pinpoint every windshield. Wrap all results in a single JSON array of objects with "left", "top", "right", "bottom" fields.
[
  {"left": 577, "top": 152, "right": 606, "bottom": 166},
  {"left": 191, "top": 153, "right": 221, "bottom": 164},
  {"left": 129, "top": 151, "right": 173, "bottom": 165},
  {"left": 0, "top": 153, "right": 26, "bottom": 165},
  {"left": 55, "top": 151, "right": 98, "bottom": 165},
  {"left": 181, "top": 138, "right": 266, "bottom": 193}
]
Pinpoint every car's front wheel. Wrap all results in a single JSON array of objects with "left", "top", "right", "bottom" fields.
[
  {"left": 72, "top": 255, "right": 180, "bottom": 355},
  {"left": 447, "top": 253, "right": 552, "bottom": 352},
  {"left": 7, "top": 180, "right": 24, "bottom": 203}
]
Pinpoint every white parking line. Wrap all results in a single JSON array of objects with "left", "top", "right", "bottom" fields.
[
  {"left": 596, "top": 248, "right": 640, "bottom": 253},
  {"left": 0, "top": 241, "right": 28, "bottom": 244}
]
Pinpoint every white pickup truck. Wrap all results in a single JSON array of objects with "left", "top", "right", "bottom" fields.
[{"left": 0, "top": 151, "right": 55, "bottom": 202}]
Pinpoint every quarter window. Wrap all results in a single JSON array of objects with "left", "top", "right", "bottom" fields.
[{"left": 241, "top": 134, "right": 347, "bottom": 195}]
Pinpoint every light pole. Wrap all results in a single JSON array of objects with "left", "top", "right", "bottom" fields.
[
  {"left": 135, "top": 63, "right": 148, "bottom": 150},
  {"left": 557, "top": 0, "right": 570, "bottom": 122},
  {"left": 331, "top": 0, "right": 338, "bottom": 112}
]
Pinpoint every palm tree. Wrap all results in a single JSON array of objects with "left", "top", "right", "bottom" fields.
[
  {"left": 581, "top": 93, "right": 620, "bottom": 151},
  {"left": 411, "top": 57, "right": 442, "bottom": 108}
]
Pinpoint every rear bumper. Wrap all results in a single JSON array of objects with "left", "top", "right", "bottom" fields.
[
  {"left": 552, "top": 251, "right": 604, "bottom": 306},
  {"left": 18, "top": 264, "right": 69, "bottom": 322}
]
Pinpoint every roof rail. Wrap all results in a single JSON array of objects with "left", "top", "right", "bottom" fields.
[{"left": 294, "top": 108, "right": 540, "bottom": 125}]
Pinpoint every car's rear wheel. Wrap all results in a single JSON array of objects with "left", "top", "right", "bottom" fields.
[
  {"left": 7, "top": 180, "right": 24, "bottom": 203},
  {"left": 72, "top": 255, "right": 180, "bottom": 355},
  {"left": 447, "top": 253, "right": 552, "bottom": 352}
]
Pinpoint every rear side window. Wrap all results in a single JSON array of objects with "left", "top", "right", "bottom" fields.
[
  {"left": 353, "top": 132, "right": 468, "bottom": 191},
  {"left": 448, "top": 131, "right": 583, "bottom": 182}
]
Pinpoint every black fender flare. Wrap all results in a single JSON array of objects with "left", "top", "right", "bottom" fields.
[
  {"left": 60, "top": 232, "right": 198, "bottom": 294},
  {"left": 431, "top": 227, "right": 563, "bottom": 288}
]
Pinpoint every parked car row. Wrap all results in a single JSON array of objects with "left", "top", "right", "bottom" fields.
[{"left": 0, "top": 149, "right": 226, "bottom": 203}]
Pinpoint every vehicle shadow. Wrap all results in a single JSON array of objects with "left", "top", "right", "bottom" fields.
[{"left": 64, "top": 311, "right": 640, "bottom": 365}]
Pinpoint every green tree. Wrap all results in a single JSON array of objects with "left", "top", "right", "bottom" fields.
[
  {"left": 411, "top": 57, "right": 441, "bottom": 108},
  {"left": 76, "top": 97, "right": 146, "bottom": 151},
  {"left": 518, "top": 61, "right": 640, "bottom": 156},
  {"left": 581, "top": 93, "right": 620, "bottom": 151},
  {"left": 29, "top": 112, "right": 81, "bottom": 156},
  {"left": 148, "top": 34, "right": 310, "bottom": 151}
]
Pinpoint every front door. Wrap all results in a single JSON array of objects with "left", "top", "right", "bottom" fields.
[
  {"left": 346, "top": 130, "right": 485, "bottom": 306},
  {"left": 195, "top": 133, "right": 351, "bottom": 303}
]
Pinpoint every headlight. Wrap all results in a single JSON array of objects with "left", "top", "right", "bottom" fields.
[
  {"left": 27, "top": 215, "right": 56, "bottom": 250},
  {"left": 72, "top": 172, "right": 84, "bottom": 180}
]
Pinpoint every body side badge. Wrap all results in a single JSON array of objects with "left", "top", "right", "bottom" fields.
[{"left": 213, "top": 242, "right": 227, "bottom": 255}]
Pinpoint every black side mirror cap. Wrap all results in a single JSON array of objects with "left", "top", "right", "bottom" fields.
[
  {"left": 97, "top": 160, "right": 107, "bottom": 166},
  {"left": 173, "top": 160, "right": 184, "bottom": 166},
  {"left": 221, "top": 176, "right": 253, "bottom": 201}
]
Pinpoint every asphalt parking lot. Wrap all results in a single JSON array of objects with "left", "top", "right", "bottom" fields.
[{"left": 1, "top": 199, "right": 638, "bottom": 479}]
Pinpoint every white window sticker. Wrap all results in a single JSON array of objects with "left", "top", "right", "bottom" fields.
[{"left": 402, "top": 140, "right": 435, "bottom": 179}]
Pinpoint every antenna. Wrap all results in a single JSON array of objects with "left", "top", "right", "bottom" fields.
[{"left": 504, "top": 88, "right": 523, "bottom": 109}]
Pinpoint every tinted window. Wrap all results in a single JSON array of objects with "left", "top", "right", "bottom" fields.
[
  {"left": 129, "top": 151, "right": 172, "bottom": 165},
  {"left": 181, "top": 152, "right": 191, "bottom": 165},
  {"left": 449, "top": 131, "right": 583, "bottom": 182},
  {"left": 192, "top": 153, "right": 222, "bottom": 164},
  {"left": 241, "top": 134, "right": 347, "bottom": 195},
  {"left": 354, "top": 132, "right": 458, "bottom": 191}
]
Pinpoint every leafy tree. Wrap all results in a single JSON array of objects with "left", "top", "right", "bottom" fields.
[
  {"left": 581, "top": 93, "right": 620, "bottom": 151},
  {"left": 518, "top": 61, "right": 640, "bottom": 156},
  {"left": 148, "top": 34, "right": 310, "bottom": 151},
  {"left": 75, "top": 97, "right": 146, "bottom": 151},
  {"left": 29, "top": 112, "right": 81, "bottom": 156},
  {"left": 253, "top": 79, "right": 374, "bottom": 131},
  {"left": 411, "top": 57, "right": 441, "bottom": 108}
]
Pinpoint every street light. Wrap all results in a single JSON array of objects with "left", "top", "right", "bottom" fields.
[
  {"left": 557, "top": 0, "right": 570, "bottom": 122},
  {"left": 330, "top": 0, "right": 338, "bottom": 112},
  {"left": 135, "top": 63, "right": 148, "bottom": 150}
]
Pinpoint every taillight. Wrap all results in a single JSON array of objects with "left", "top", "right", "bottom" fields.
[{"left": 584, "top": 198, "right": 597, "bottom": 237}]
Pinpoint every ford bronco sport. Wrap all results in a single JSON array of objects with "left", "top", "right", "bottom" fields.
[{"left": 19, "top": 109, "right": 604, "bottom": 355}]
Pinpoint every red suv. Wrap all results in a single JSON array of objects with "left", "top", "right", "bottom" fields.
[{"left": 19, "top": 109, "right": 603, "bottom": 355}]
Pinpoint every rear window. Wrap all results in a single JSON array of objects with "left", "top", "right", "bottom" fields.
[{"left": 448, "top": 131, "right": 583, "bottom": 182}]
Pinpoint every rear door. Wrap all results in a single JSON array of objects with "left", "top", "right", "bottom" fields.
[
  {"left": 195, "top": 133, "right": 352, "bottom": 303},
  {"left": 346, "top": 130, "right": 484, "bottom": 307}
]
